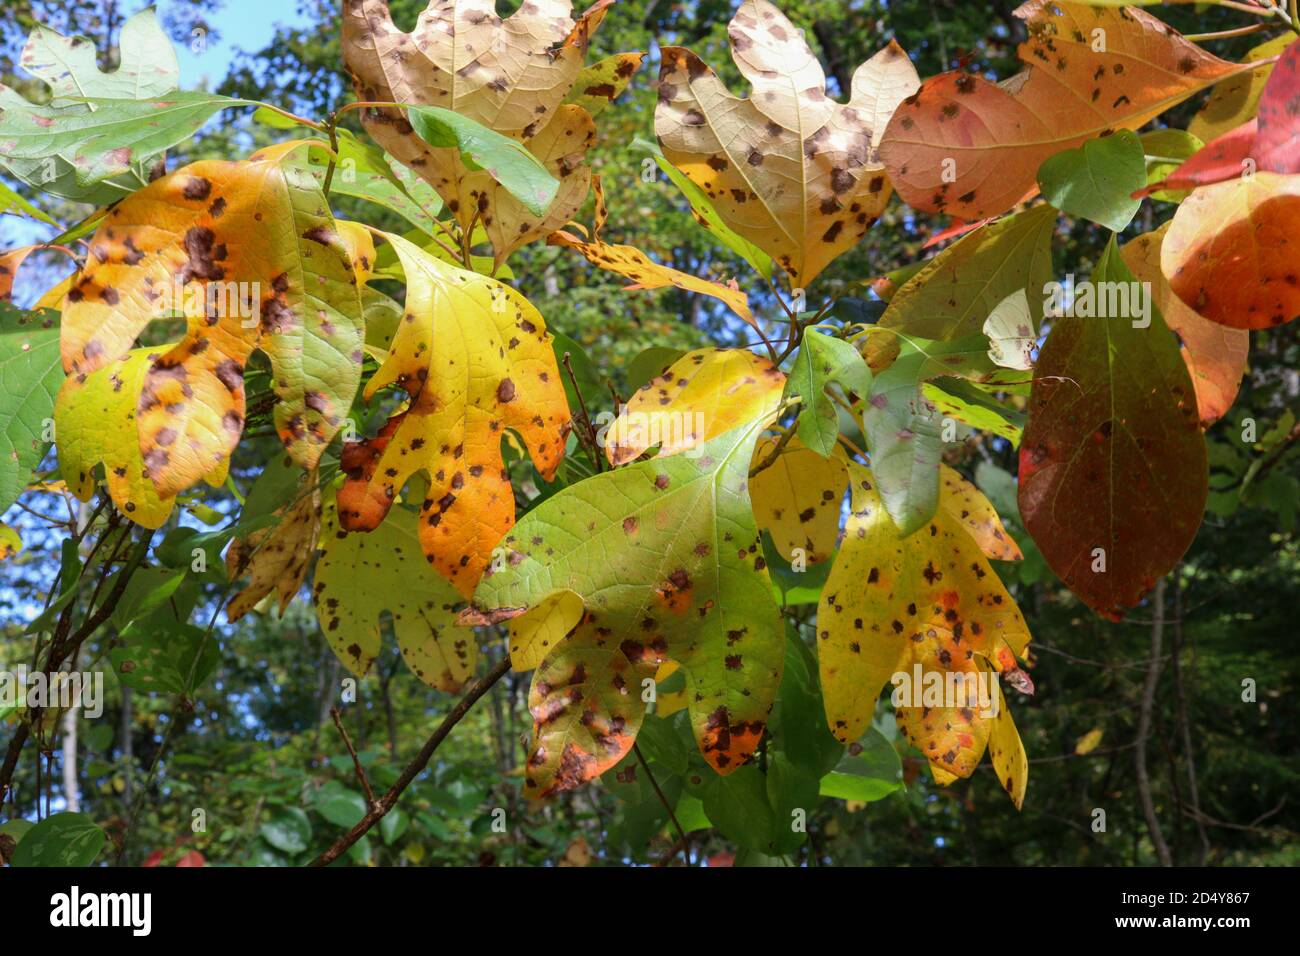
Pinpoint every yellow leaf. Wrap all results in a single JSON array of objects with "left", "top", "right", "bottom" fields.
[
  {"left": 549, "top": 177, "right": 756, "bottom": 327},
  {"left": 59, "top": 149, "right": 371, "bottom": 496},
  {"left": 938, "top": 465, "right": 1022, "bottom": 562},
  {"left": 0, "top": 523, "right": 20, "bottom": 560},
  {"left": 56, "top": 349, "right": 184, "bottom": 527},
  {"left": 1074, "top": 727, "right": 1104, "bottom": 756},
  {"left": 656, "top": 0, "right": 919, "bottom": 286},
  {"left": 337, "top": 231, "right": 569, "bottom": 598},
  {"left": 818, "top": 462, "right": 1032, "bottom": 789},
  {"left": 603, "top": 347, "right": 784, "bottom": 466},
  {"left": 750, "top": 436, "right": 847, "bottom": 565}
]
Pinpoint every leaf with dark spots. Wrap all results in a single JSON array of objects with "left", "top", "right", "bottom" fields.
[
  {"left": 313, "top": 496, "right": 471, "bottom": 692},
  {"left": 1020, "top": 238, "right": 1207, "bottom": 618},
  {"left": 57, "top": 144, "right": 372, "bottom": 502},
  {"left": 604, "top": 347, "right": 783, "bottom": 466},
  {"left": 879, "top": 1, "right": 1250, "bottom": 220},
  {"left": 55, "top": 348, "right": 225, "bottom": 527},
  {"left": 469, "top": 415, "right": 784, "bottom": 796},
  {"left": 337, "top": 231, "right": 567, "bottom": 599},
  {"left": 656, "top": 0, "right": 919, "bottom": 285},
  {"left": 817, "top": 460, "right": 1030, "bottom": 806},
  {"left": 783, "top": 328, "right": 872, "bottom": 457},
  {"left": 226, "top": 480, "right": 321, "bottom": 622},
  {"left": 341, "top": 0, "right": 610, "bottom": 265},
  {"left": 549, "top": 177, "right": 756, "bottom": 328}
]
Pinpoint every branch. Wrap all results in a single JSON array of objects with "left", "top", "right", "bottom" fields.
[
  {"left": 0, "top": 526, "right": 155, "bottom": 804},
  {"left": 308, "top": 655, "right": 512, "bottom": 866}
]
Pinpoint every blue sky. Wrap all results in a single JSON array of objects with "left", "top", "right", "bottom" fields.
[{"left": 171, "top": 0, "right": 311, "bottom": 89}]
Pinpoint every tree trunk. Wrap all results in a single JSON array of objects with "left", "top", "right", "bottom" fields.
[
  {"left": 1135, "top": 578, "right": 1173, "bottom": 866},
  {"left": 61, "top": 704, "right": 80, "bottom": 813}
]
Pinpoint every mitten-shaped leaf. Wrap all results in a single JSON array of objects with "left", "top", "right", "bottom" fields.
[
  {"left": 58, "top": 145, "right": 371, "bottom": 499},
  {"left": 337, "top": 232, "right": 568, "bottom": 598},
  {"left": 816, "top": 461, "right": 1030, "bottom": 805},
  {"left": 656, "top": 0, "right": 919, "bottom": 286},
  {"left": 879, "top": 1, "right": 1250, "bottom": 220},
  {"left": 467, "top": 416, "right": 783, "bottom": 796},
  {"left": 341, "top": 0, "right": 609, "bottom": 256},
  {"left": 314, "top": 497, "right": 472, "bottom": 692}
]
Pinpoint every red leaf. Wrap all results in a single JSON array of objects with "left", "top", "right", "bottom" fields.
[{"left": 1253, "top": 37, "right": 1300, "bottom": 173}]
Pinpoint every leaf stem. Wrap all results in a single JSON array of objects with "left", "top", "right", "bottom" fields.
[{"left": 633, "top": 743, "right": 690, "bottom": 866}]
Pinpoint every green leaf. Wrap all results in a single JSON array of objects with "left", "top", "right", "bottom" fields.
[
  {"left": 881, "top": 204, "right": 1057, "bottom": 341},
  {"left": 287, "top": 130, "right": 445, "bottom": 235},
  {"left": 314, "top": 783, "right": 368, "bottom": 829},
  {"left": 0, "top": 304, "right": 61, "bottom": 515},
  {"left": 109, "top": 566, "right": 187, "bottom": 631},
  {"left": 1037, "top": 129, "right": 1146, "bottom": 231},
  {"left": 380, "top": 808, "right": 409, "bottom": 846},
  {"left": 22, "top": 8, "right": 178, "bottom": 103},
  {"left": 785, "top": 329, "right": 872, "bottom": 457},
  {"left": 862, "top": 334, "right": 996, "bottom": 534},
  {"left": 1140, "top": 128, "right": 1203, "bottom": 203},
  {"left": 770, "top": 628, "right": 843, "bottom": 777},
  {"left": 407, "top": 105, "right": 560, "bottom": 216},
  {"left": 923, "top": 378, "right": 1025, "bottom": 446},
  {"left": 701, "top": 764, "right": 775, "bottom": 853},
  {"left": 632, "top": 137, "right": 773, "bottom": 281},
  {"left": 469, "top": 415, "right": 784, "bottom": 796},
  {"left": 0, "top": 180, "right": 56, "bottom": 225},
  {"left": 10, "top": 812, "right": 105, "bottom": 867},
  {"left": 0, "top": 92, "right": 240, "bottom": 188},
  {"left": 818, "top": 727, "right": 902, "bottom": 802},
  {"left": 260, "top": 807, "right": 312, "bottom": 854},
  {"left": 109, "top": 623, "right": 219, "bottom": 696}
]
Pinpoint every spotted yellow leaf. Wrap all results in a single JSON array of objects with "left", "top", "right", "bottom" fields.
[
  {"left": 549, "top": 177, "right": 756, "bottom": 327},
  {"left": 603, "top": 347, "right": 784, "bottom": 466},
  {"left": 337, "top": 231, "right": 569, "bottom": 598},
  {"left": 750, "top": 436, "right": 847, "bottom": 565},
  {"left": 59, "top": 147, "right": 371, "bottom": 497}
]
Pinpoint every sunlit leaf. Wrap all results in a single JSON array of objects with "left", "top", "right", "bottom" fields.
[
  {"left": 337, "top": 231, "right": 568, "bottom": 597},
  {"left": 466, "top": 415, "right": 783, "bottom": 796},
  {"left": 656, "top": 0, "right": 919, "bottom": 286}
]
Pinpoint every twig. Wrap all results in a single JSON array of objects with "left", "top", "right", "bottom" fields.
[
  {"left": 749, "top": 415, "right": 800, "bottom": 478},
  {"left": 634, "top": 743, "right": 690, "bottom": 866},
  {"left": 309, "top": 655, "right": 512, "bottom": 866},
  {"left": 561, "top": 352, "right": 604, "bottom": 472},
  {"left": 331, "top": 707, "right": 377, "bottom": 809}
]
